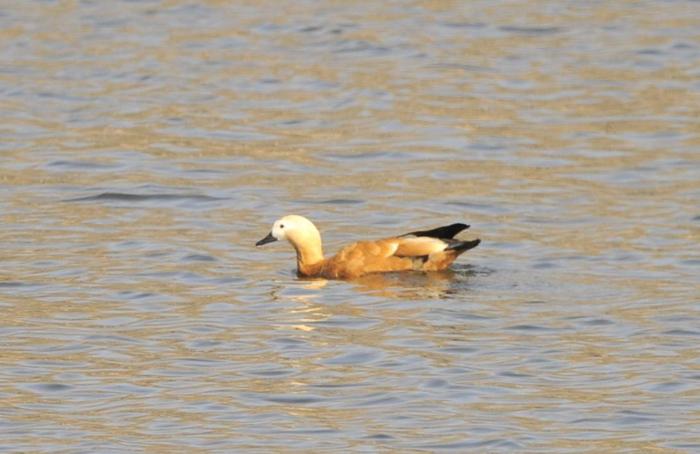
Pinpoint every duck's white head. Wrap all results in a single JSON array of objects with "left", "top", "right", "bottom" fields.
[{"left": 256, "top": 215, "right": 322, "bottom": 257}]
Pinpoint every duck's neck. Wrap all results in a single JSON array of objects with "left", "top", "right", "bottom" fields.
[{"left": 293, "top": 241, "right": 324, "bottom": 277}]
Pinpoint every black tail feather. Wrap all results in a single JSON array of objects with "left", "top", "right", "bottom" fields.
[
  {"left": 402, "top": 223, "right": 469, "bottom": 239},
  {"left": 445, "top": 238, "right": 481, "bottom": 252}
]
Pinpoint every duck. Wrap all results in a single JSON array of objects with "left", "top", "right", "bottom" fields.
[{"left": 255, "top": 215, "right": 480, "bottom": 279}]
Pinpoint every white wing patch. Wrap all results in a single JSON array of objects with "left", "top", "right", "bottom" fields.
[{"left": 394, "top": 237, "right": 447, "bottom": 257}]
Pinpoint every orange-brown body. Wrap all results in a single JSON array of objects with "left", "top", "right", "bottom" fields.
[
  {"left": 256, "top": 215, "right": 480, "bottom": 279},
  {"left": 300, "top": 238, "right": 468, "bottom": 279}
]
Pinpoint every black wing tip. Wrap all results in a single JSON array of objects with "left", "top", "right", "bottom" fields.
[{"left": 403, "top": 222, "right": 470, "bottom": 239}]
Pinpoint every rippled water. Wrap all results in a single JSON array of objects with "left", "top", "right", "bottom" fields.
[{"left": 2, "top": 1, "right": 699, "bottom": 452}]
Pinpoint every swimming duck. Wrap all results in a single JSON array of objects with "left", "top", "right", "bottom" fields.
[{"left": 256, "top": 215, "right": 480, "bottom": 279}]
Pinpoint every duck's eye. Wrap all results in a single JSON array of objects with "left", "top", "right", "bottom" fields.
[{"left": 280, "top": 224, "right": 285, "bottom": 229}]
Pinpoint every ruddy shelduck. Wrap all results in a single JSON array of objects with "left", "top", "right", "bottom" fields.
[{"left": 256, "top": 215, "right": 480, "bottom": 279}]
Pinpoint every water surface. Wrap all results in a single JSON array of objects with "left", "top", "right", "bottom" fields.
[{"left": 1, "top": 1, "right": 699, "bottom": 452}]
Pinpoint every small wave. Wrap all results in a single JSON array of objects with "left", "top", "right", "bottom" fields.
[
  {"left": 499, "top": 26, "right": 561, "bottom": 35},
  {"left": 66, "top": 192, "right": 224, "bottom": 202}
]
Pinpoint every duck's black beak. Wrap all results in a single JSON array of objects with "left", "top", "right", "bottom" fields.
[{"left": 256, "top": 232, "right": 277, "bottom": 246}]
